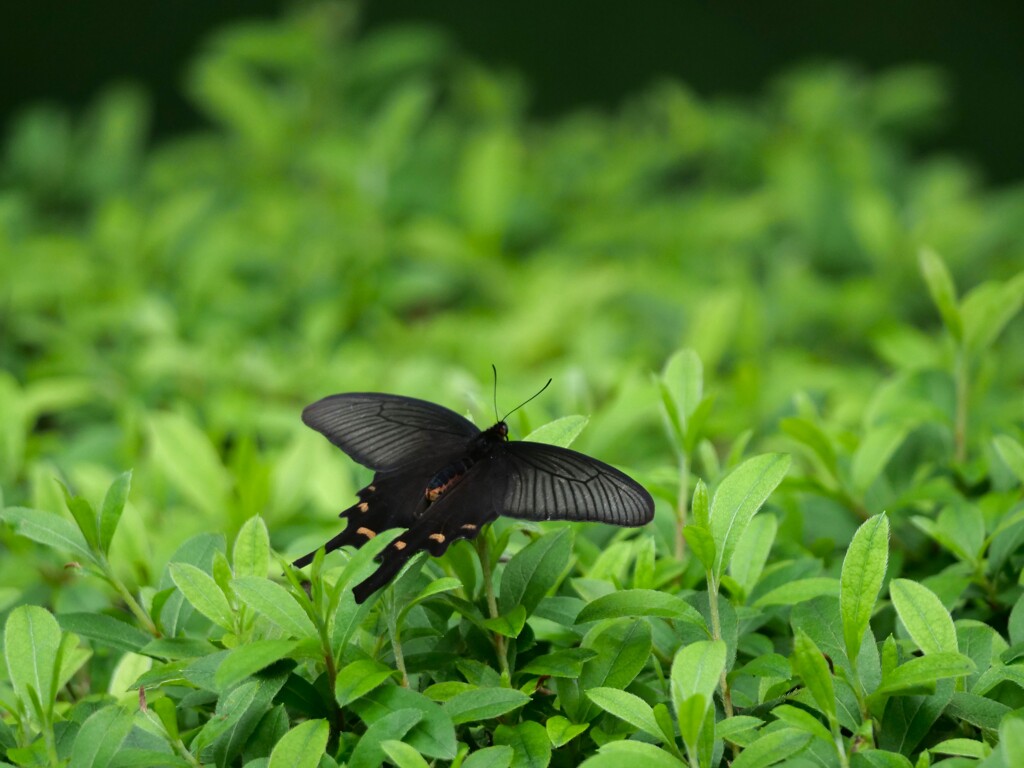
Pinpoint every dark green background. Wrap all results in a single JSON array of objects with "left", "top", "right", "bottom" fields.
[{"left": 4, "top": 1, "right": 1023, "bottom": 183}]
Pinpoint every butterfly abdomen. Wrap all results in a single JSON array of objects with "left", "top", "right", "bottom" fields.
[{"left": 426, "top": 458, "right": 474, "bottom": 501}]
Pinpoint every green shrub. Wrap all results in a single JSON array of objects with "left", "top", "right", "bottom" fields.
[{"left": 1, "top": 3, "right": 1023, "bottom": 766}]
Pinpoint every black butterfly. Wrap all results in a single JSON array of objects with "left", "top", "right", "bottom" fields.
[{"left": 293, "top": 391, "right": 654, "bottom": 603}]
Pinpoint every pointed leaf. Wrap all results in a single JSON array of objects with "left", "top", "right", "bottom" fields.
[
  {"left": 4, "top": 605, "right": 62, "bottom": 724},
  {"left": 233, "top": 576, "right": 317, "bottom": 639},
  {"left": 0, "top": 506, "right": 94, "bottom": 563},
  {"left": 585, "top": 687, "right": 662, "bottom": 740},
  {"left": 710, "top": 454, "right": 791, "bottom": 579},
  {"left": 793, "top": 630, "right": 836, "bottom": 725},
  {"left": 99, "top": 471, "right": 132, "bottom": 554},
  {"left": 840, "top": 513, "right": 889, "bottom": 662},
  {"left": 498, "top": 528, "right": 572, "bottom": 618},
  {"left": 267, "top": 719, "right": 329, "bottom": 768},
  {"left": 232, "top": 515, "right": 270, "bottom": 578},
  {"left": 169, "top": 562, "right": 234, "bottom": 631},
  {"left": 524, "top": 416, "right": 588, "bottom": 448},
  {"left": 918, "top": 248, "right": 962, "bottom": 341},
  {"left": 576, "top": 589, "right": 705, "bottom": 625},
  {"left": 890, "top": 578, "right": 957, "bottom": 655}
]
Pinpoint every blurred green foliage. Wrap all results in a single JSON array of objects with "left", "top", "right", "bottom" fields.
[{"left": 2, "top": 3, "right": 1024, "bottom": 766}]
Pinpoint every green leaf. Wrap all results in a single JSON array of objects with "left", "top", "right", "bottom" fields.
[
  {"left": 717, "top": 715, "right": 764, "bottom": 741},
  {"left": 840, "top": 513, "right": 889, "bottom": 663},
  {"left": 850, "top": 750, "right": 914, "bottom": 768},
  {"left": 659, "top": 348, "right": 704, "bottom": 453},
  {"left": 381, "top": 739, "right": 432, "bottom": 768},
  {"left": 753, "top": 577, "right": 839, "bottom": 607},
  {"left": 498, "top": 528, "right": 572, "bottom": 618},
  {"left": 994, "top": 435, "right": 1024, "bottom": 485},
  {"left": 68, "top": 704, "right": 134, "bottom": 767},
  {"left": 216, "top": 672, "right": 288, "bottom": 764},
  {"left": 691, "top": 479, "right": 710, "bottom": 528},
  {"left": 683, "top": 523, "right": 716, "bottom": 573},
  {"left": 930, "top": 737, "right": 991, "bottom": 758},
  {"left": 98, "top": 470, "right": 132, "bottom": 555},
  {"left": 851, "top": 424, "right": 909, "bottom": 493},
  {"left": 545, "top": 716, "right": 587, "bottom": 748},
  {"left": 169, "top": 562, "right": 235, "bottom": 631},
  {"left": 493, "top": 720, "right": 551, "bottom": 768},
  {"left": 158, "top": 533, "right": 226, "bottom": 637},
  {"left": 780, "top": 417, "right": 837, "bottom": 479},
  {"left": 519, "top": 648, "right": 597, "bottom": 678},
  {"left": 585, "top": 687, "right": 662, "bottom": 740},
  {"left": 670, "top": 640, "right": 726, "bottom": 747},
  {"left": 729, "top": 727, "right": 813, "bottom": 768},
  {"left": 441, "top": 687, "right": 530, "bottom": 724},
  {"left": 462, "top": 746, "right": 514, "bottom": 768},
  {"left": 792, "top": 630, "right": 836, "bottom": 725},
  {"left": 960, "top": 274, "right": 1024, "bottom": 353},
  {"left": 998, "top": 718, "right": 1024, "bottom": 764},
  {"left": 57, "top": 612, "right": 150, "bottom": 654},
  {"left": 946, "top": 691, "right": 1011, "bottom": 731},
  {"left": 232, "top": 576, "right": 317, "bottom": 639},
  {"left": 929, "top": 504, "right": 986, "bottom": 564},
  {"left": 581, "top": 740, "right": 688, "bottom": 768},
  {"left": 575, "top": 589, "right": 705, "bottom": 625},
  {"left": 772, "top": 704, "right": 833, "bottom": 744},
  {"left": 147, "top": 411, "right": 231, "bottom": 517},
  {"left": 62, "top": 485, "right": 99, "bottom": 552},
  {"left": 918, "top": 247, "right": 962, "bottom": 341},
  {"left": 524, "top": 415, "right": 588, "bottom": 448},
  {"left": 352, "top": 686, "right": 458, "bottom": 760},
  {"left": 709, "top": 453, "right": 791, "bottom": 579},
  {"left": 889, "top": 578, "right": 958, "bottom": 655},
  {"left": 4, "top": 605, "right": 62, "bottom": 725},
  {"left": 483, "top": 604, "right": 527, "bottom": 638},
  {"left": 232, "top": 515, "right": 270, "bottom": 579},
  {"left": 214, "top": 639, "right": 300, "bottom": 690},
  {"left": 267, "top": 719, "right": 329, "bottom": 768},
  {"left": 335, "top": 659, "right": 396, "bottom": 708},
  {"left": 349, "top": 710, "right": 423, "bottom": 768},
  {"left": 578, "top": 618, "right": 653, "bottom": 720},
  {"left": 0, "top": 506, "right": 95, "bottom": 563},
  {"left": 876, "top": 652, "right": 975, "bottom": 694},
  {"left": 729, "top": 513, "right": 777, "bottom": 597}
]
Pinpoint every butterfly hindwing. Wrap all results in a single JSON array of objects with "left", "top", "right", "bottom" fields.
[
  {"left": 302, "top": 393, "right": 480, "bottom": 471},
  {"left": 498, "top": 441, "right": 654, "bottom": 526},
  {"left": 351, "top": 459, "right": 506, "bottom": 603},
  {"left": 292, "top": 450, "right": 466, "bottom": 568}
]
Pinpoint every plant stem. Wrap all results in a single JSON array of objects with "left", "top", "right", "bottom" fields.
[
  {"left": 477, "top": 535, "right": 511, "bottom": 683},
  {"left": 675, "top": 454, "right": 690, "bottom": 560},
  {"left": 954, "top": 348, "right": 968, "bottom": 464},
  {"left": 100, "top": 561, "right": 159, "bottom": 636},
  {"left": 706, "top": 573, "right": 733, "bottom": 718},
  {"left": 384, "top": 594, "right": 410, "bottom": 688}
]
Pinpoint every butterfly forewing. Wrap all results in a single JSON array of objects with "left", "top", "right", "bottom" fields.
[
  {"left": 302, "top": 393, "right": 480, "bottom": 471},
  {"left": 498, "top": 441, "right": 654, "bottom": 526}
]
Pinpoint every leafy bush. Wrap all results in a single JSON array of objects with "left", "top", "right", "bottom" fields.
[{"left": 2, "top": 3, "right": 1024, "bottom": 767}]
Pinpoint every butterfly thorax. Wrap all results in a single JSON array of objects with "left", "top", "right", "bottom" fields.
[{"left": 424, "top": 421, "right": 508, "bottom": 502}]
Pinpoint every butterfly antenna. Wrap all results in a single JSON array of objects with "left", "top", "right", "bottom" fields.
[
  {"left": 492, "top": 364, "right": 500, "bottom": 422},
  {"left": 500, "top": 378, "right": 552, "bottom": 422}
]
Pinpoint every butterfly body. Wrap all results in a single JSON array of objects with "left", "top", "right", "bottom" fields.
[{"left": 294, "top": 392, "right": 653, "bottom": 603}]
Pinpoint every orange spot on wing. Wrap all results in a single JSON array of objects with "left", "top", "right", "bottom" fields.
[{"left": 356, "top": 527, "right": 376, "bottom": 539}]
